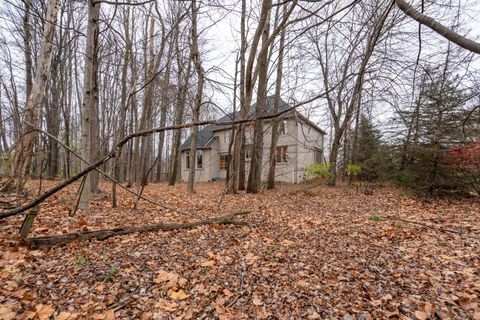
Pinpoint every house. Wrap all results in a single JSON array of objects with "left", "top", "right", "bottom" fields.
[{"left": 180, "top": 97, "right": 325, "bottom": 184}]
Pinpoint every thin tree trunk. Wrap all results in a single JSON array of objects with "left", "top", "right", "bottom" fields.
[
  {"left": 168, "top": 48, "right": 191, "bottom": 186},
  {"left": 2, "top": 0, "right": 60, "bottom": 192},
  {"left": 267, "top": 3, "right": 287, "bottom": 190},
  {"left": 247, "top": 1, "right": 271, "bottom": 193},
  {"left": 187, "top": 0, "right": 205, "bottom": 194},
  {"left": 112, "top": 6, "right": 131, "bottom": 207},
  {"left": 79, "top": 0, "right": 100, "bottom": 209},
  {"left": 23, "top": 0, "right": 33, "bottom": 99},
  {"left": 155, "top": 47, "right": 172, "bottom": 182}
]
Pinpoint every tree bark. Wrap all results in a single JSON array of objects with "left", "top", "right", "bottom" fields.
[
  {"left": 155, "top": 47, "right": 172, "bottom": 182},
  {"left": 168, "top": 46, "right": 191, "bottom": 186},
  {"left": 79, "top": 0, "right": 100, "bottom": 210},
  {"left": 247, "top": 1, "right": 271, "bottom": 194},
  {"left": 187, "top": 0, "right": 205, "bottom": 194},
  {"left": 267, "top": 3, "right": 287, "bottom": 190},
  {"left": 112, "top": 6, "right": 132, "bottom": 207},
  {"left": 2, "top": 0, "right": 60, "bottom": 193},
  {"left": 23, "top": 0, "right": 33, "bottom": 99}
]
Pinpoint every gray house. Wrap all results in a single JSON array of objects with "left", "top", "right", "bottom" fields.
[{"left": 180, "top": 98, "right": 325, "bottom": 183}]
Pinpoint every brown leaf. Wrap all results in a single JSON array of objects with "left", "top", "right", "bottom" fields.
[
  {"left": 92, "top": 310, "right": 115, "bottom": 320},
  {"left": 414, "top": 310, "right": 428, "bottom": 320},
  {"left": 35, "top": 304, "right": 55, "bottom": 320},
  {"left": 155, "top": 298, "right": 178, "bottom": 312},
  {"left": 200, "top": 259, "right": 215, "bottom": 267},
  {"left": 169, "top": 289, "right": 189, "bottom": 300},
  {"left": 56, "top": 311, "right": 79, "bottom": 320},
  {"left": 0, "top": 306, "right": 17, "bottom": 320}
]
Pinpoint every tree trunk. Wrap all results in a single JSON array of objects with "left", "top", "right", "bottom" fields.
[
  {"left": 168, "top": 51, "right": 191, "bottom": 186},
  {"left": 79, "top": 0, "right": 100, "bottom": 210},
  {"left": 155, "top": 48, "right": 172, "bottom": 182},
  {"left": 3, "top": 0, "right": 60, "bottom": 193},
  {"left": 23, "top": 0, "right": 33, "bottom": 99},
  {"left": 112, "top": 6, "right": 131, "bottom": 207},
  {"left": 267, "top": 3, "right": 287, "bottom": 190},
  {"left": 187, "top": 0, "right": 205, "bottom": 194},
  {"left": 328, "top": 129, "right": 342, "bottom": 186},
  {"left": 247, "top": 2, "right": 271, "bottom": 194}
]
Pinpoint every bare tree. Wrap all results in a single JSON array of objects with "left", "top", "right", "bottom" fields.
[
  {"left": 2, "top": 0, "right": 60, "bottom": 192},
  {"left": 79, "top": 0, "right": 100, "bottom": 210},
  {"left": 187, "top": 0, "right": 205, "bottom": 194}
]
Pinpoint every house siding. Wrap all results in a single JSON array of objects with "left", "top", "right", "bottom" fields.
[{"left": 296, "top": 120, "right": 325, "bottom": 181}]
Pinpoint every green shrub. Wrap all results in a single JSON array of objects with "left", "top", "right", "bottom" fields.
[
  {"left": 347, "top": 164, "right": 362, "bottom": 176},
  {"left": 306, "top": 163, "right": 331, "bottom": 180}
]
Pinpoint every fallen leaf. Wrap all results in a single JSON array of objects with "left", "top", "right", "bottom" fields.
[
  {"left": 169, "top": 289, "right": 188, "bottom": 300},
  {"left": 414, "top": 310, "right": 428, "bottom": 320},
  {"left": 56, "top": 311, "right": 79, "bottom": 320},
  {"left": 296, "top": 279, "right": 310, "bottom": 288},
  {"left": 0, "top": 306, "right": 16, "bottom": 320},
  {"left": 252, "top": 295, "right": 263, "bottom": 306},
  {"left": 92, "top": 310, "right": 115, "bottom": 320},
  {"left": 155, "top": 299, "right": 178, "bottom": 311},
  {"left": 200, "top": 259, "right": 215, "bottom": 267},
  {"left": 35, "top": 304, "right": 55, "bottom": 320}
]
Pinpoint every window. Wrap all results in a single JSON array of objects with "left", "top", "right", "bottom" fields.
[
  {"left": 219, "top": 154, "right": 230, "bottom": 170},
  {"left": 244, "top": 144, "right": 252, "bottom": 160},
  {"left": 224, "top": 131, "right": 232, "bottom": 143},
  {"left": 276, "top": 146, "right": 288, "bottom": 163},
  {"left": 197, "top": 151, "right": 203, "bottom": 169},
  {"left": 278, "top": 120, "right": 287, "bottom": 135},
  {"left": 186, "top": 151, "right": 202, "bottom": 169}
]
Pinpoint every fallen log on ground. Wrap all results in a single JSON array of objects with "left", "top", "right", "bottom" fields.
[{"left": 26, "top": 211, "right": 251, "bottom": 249}]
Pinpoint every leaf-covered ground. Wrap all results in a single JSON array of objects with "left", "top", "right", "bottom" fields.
[{"left": 1, "top": 180, "right": 479, "bottom": 319}]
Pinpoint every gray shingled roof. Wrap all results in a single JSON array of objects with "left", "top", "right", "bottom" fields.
[{"left": 181, "top": 97, "right": 322, "bottom": 151}]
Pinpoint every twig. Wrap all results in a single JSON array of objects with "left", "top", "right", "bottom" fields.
[{"left": 382, "top": 215, "right": 480, "bottom": 238}]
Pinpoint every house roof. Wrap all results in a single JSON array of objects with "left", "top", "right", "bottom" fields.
[{"left": 181, "top": 97, "right": 324, "bottom": 151}]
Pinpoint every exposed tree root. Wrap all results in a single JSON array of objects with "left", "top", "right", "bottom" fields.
[{"left": 26, "top": 211, "right": 251, "bottom": 249}]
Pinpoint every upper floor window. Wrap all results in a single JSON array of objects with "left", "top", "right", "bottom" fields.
[
  {"left": 224, "top": 131, "right": 232, "bottom": 143},
  {"left": 276, "top": 146, "right": 288, "bottom": 163},
  {"left": 278, "top": 120, "right": 287, "bottom": 135}
]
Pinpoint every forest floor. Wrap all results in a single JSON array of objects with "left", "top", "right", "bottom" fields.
[{"left": 0, "top": 180, "right": 479, "bottom": 320}]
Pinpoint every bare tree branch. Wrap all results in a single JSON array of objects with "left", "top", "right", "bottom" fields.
[{"left": 395, "top": 0, "right": 480, "bottom": 54}]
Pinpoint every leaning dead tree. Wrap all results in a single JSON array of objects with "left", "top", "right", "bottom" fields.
[{"left": 2, "top": 0, "right": 60, "bottom": 193}]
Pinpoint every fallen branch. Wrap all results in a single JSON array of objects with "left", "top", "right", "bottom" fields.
[
  {"left": 26, "top": 211, "right": 251, "bottom": 249},
  {"left": 382, "top": 216, "right": 480, "bottom": 238}
]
